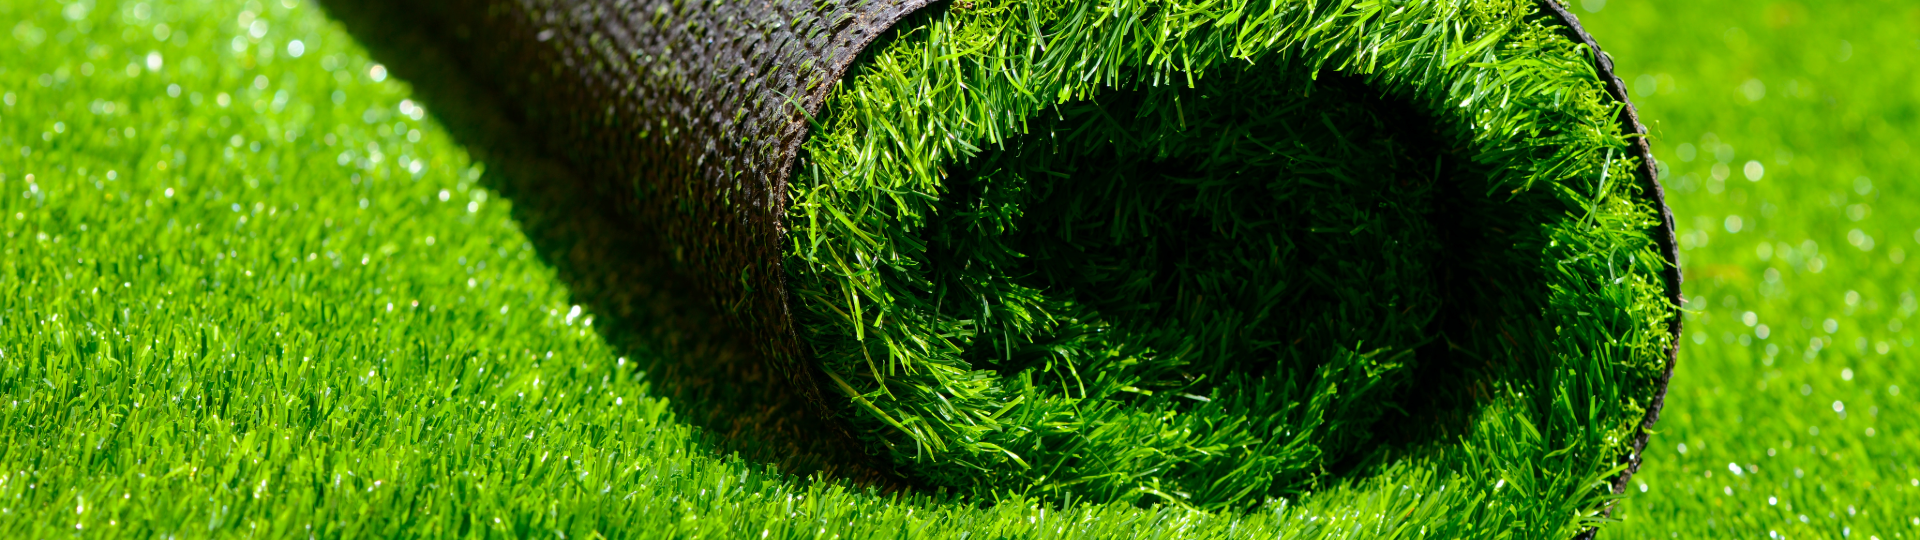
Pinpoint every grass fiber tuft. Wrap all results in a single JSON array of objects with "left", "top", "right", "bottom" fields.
[{"left": 787, "top": 0, "right": 1677, "bottom": 511}]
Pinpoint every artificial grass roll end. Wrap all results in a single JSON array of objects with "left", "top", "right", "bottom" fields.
[
  {"left": 790, "top": 0, "right": 1681, "bottom": 510},
  {"left": 322, "top": 0, "right": 1681, "bottom": 525}
]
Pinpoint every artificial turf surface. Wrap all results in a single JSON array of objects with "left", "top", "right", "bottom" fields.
[
  {"left": 0, "top": 0, "right": 1915, "bottom": 538},
  {"left": 1577, "top": 1, "right": 1920, "bottom": 537}
]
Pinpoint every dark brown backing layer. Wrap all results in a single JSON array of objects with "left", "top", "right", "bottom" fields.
[
  {"left": 312, "top": 0, "right": 942, "bottom": 486},
  {"left": 316, "top": 0, "right": 937, "bottom": 422},
  {"left": 1538, "top": 1, "right": 1685, "bottom": 537}
]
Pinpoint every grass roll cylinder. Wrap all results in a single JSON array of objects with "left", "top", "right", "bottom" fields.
[
  {"left": 322, "top": 0, "right": 1680, "bottom": 521},
  {"left": 788, "top": 0, "right": 1679, "bottom": 509}
]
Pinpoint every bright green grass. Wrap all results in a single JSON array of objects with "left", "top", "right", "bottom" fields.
[
  {"left": 2, "top": 0, "right": 1915, "bottom": 538},
  {"left": 0, "top": 0, "right": 1613, "bottom": 537},
  {"left": 1576, "top": 0, "right": 1920, "bottom": 537}
]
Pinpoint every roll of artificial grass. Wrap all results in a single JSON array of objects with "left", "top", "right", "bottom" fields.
[{"left": 321, "top": 0, "right": 1680, "bottom": 513}]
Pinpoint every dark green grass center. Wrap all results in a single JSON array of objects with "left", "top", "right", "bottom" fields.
[
  {"left": 939, "top": 69, "right": 1446, "bottom": 395},
  {"left": 923, "top": 67, "right": 1554, "bottom": 495}
]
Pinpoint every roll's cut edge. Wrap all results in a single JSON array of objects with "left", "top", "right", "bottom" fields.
[{"left": 1539, "top": 0, "right": 1684, "bottom": 503}]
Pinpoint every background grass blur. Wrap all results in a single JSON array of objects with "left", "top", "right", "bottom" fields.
[
  {"left": 1580, "top": 0, "right": 1920, "bottom": 537},
  {"left": 0, "top": 0, "right": 1917, "bottom": 537}
]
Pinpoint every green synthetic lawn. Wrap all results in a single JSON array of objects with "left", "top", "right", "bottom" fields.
[
  {"left": 0, "top": 0, "right": 1913, "bottom": 539},
  {"left": 1577, "top": 0, "right": 1920, "bottom": 537},
  {"left": 0, "top": 0, "right": 1601, "bottom": 536}
]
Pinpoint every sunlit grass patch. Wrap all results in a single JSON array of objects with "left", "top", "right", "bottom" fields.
[{"left": 1578, "top": 0, "right": 1920, "bottom": 537}]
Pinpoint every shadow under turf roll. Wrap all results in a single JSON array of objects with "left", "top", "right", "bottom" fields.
[{"left": 320, "top": 0, "right": 1680, "bottom": 519}]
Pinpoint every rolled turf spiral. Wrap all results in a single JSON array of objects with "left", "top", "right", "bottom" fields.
[{"left": 321, "top": 0, "right": 1681, "bottom": 516}]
